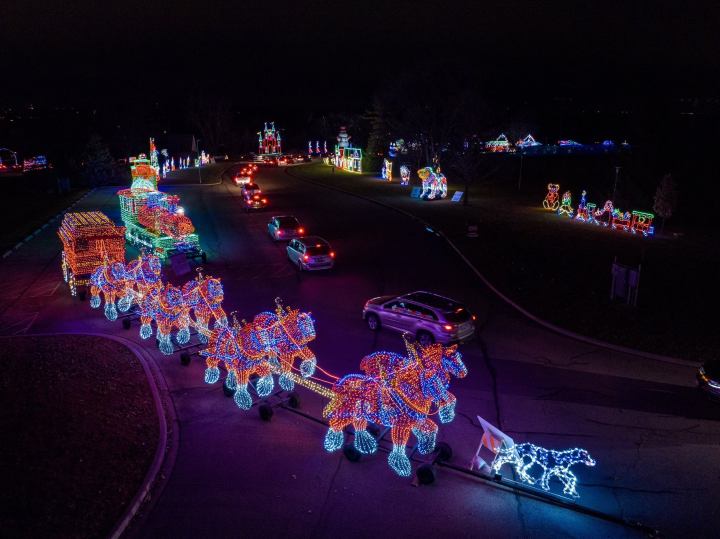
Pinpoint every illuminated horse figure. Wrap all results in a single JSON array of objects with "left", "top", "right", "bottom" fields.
[
  {"left": 417, "top": 167, "right": 448, "bottom": 200},
  {"left": 491, "top": 443, "right": 596, "bottom": 498},
  {"left": 221, "top": 314, "right": 281, "bottom": 409},
  {"left": 89, "top": 260, "right": 128, "bottom": 321},
  {"left": 124, "top": 253, "right": 163, "bottom": 339},
  {"left": 200, "top": 300, "right": 317, "bottom": 409},
  {"left": 557, "top": 190, "right": 574, "bottom": 217},
  {"left": 400, "top": 165, "right": 411, "bottom": 186},
  {"left": 182, "top": 269, "right": 228, "bottom": 343},
  {"left": 255, "top": 300, "right": 317, "bottom": 391},
  {"left": 542, "top": 184, "right": 560, "bottom": 210},
  {"left": 323, "top": 340, "right": 467, "bottom": 476},
  {"left": 155, "top": 284, "right": 191, "bottom": 355}
]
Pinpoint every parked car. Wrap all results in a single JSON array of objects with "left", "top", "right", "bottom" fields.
[
  {"left": 287, "top": 236, "right": 334, "bottom": 271},
  {"left": 268, "top": 215, "right": 305, "bottom": 241},
  {"left": 697, "top": 360, "right": 720, "bottom": 399},
  {"left": 362, "top": 291, "right": 476, "bottom": 345}
]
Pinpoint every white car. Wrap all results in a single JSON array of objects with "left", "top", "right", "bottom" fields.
[
  {"left": 268, "top": 215, "right": 305, "bottom": 241},
  {"left": 287, "top": 236, "right": 335, "bottom": 271}
]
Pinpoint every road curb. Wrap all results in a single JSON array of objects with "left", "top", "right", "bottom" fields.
[
  {"left": 285, "top": 167, "right": 694, "bottom": 367},
  {"left": 24, "top": 331, "right": 177, "bottom": 538}
]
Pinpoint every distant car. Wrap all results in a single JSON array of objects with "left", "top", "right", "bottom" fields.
[
  {"left": 261, "top": 157, "right": 279, "bottom": 167},
  {"left": 268, "top": 215, "right": 305, "bottom": 241},
  {"left": 241, "top": 182, "right": 261, "bottom": 198},
  {"left": 362, "top": 291, "right": 476, "bottom": 346},
  {"left": 243, "top": 192, "right": 268, "bottom": 211},
  {"left": 287, "top": 236, "right": 335, "bottom": 271},
  {"left": 697, "top": 360, "right": 720, "bottom": 399},
  {"left": 233, "top": 167, "right": 253, "bottom": 185},
  {"left": 302, "top": 155, "right": 312, "bottom": 163},
  {"left": 278, "top": 156, "right": 290, "bottom": 165}
]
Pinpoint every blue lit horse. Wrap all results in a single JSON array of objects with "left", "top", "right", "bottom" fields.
[{"left": 323, "top": 341, "right": 467, "bottom": 476}]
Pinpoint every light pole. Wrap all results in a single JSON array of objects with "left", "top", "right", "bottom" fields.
[
  {"left": 612, "top": 165, "right": 620, "bottom": 202},
  {"left": 197, "top": 139, "right": 202, "bottom": 185}
]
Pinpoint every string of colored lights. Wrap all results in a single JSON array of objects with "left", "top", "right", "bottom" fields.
[{"left": 491, "top": 443, "right": 596, "bottom": 498}]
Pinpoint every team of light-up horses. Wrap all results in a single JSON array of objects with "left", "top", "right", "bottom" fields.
[{"left": 86, "top": 253, "right": 594, "bottom": 492}]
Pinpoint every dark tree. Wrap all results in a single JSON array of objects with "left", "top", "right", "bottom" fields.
[
  {"left": 81, "top": 134, "right": 114, "bottom": 187},
  {"left": 188, "top": 96, "right": 232, "bottom": 153},
  {"left": 653, "top": 173, "right": 678, "bottom": 233}
]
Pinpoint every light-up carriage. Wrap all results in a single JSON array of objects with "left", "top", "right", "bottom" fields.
[{"left": 57, "top": 211, "right": 126, "bottom": 299}]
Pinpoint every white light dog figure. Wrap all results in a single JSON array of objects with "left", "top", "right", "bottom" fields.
[{"left": 491, "top": 443, "right": 596, "bottom": 498}]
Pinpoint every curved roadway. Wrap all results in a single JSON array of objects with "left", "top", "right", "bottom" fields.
[{"left": 1, "top": 163, "right": 717, "bottom": 538}]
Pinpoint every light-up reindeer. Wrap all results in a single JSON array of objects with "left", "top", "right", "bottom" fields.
[{"left": 323, "top": 339, "right": 467, "bottom": 476}]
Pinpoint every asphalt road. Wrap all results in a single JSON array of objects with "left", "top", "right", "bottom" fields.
[{"left": 2, "top": 163, "right": 718, "bottom": 538}]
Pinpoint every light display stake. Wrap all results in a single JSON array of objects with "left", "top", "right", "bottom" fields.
[
  {"left": 542, "top": 184, "right": 560, "bottom": 210},
  {"left": 316, "top": 141, "right": 320, "bottom": 155},
  {"left": 381, "top": 158, "right": 393, "bottom": 181},
  {"left": 491, "top": 443, "right": 596, "bottom": 498},
  {"left": 400, "top": 165, "right": 411, "bottom": 186},
  {"left": 323, "top": 340, "right": 467, "bottom": 476},
  {"left": 557, "top": 191, "right": 574, "bottom": 217},
  {"left": 417, "top": 167, "right": 447, "bottom": 200},
  {"left": 308, "top": 141, "right": 313, "bottom": 156}
]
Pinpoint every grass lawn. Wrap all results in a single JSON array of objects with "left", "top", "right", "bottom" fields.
[
  {"left": 0, "top": 335, "right": 158, "bottom": 538},
  {"left": 290, "top": 162, "right": 717, "bottom": 361},
  {"left": 0, "top": 187, "right": 89, "bottom": 253}
]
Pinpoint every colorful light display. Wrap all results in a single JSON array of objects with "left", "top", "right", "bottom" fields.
[
  {"left": 574, "top": 190, "right": 590, "bottom": 221},
  {"left": 381, "top": 158, "right": 393, "bottom": 181},
  {"left": 323, "top": 340, "right": 467, "bottom": 476},
  {"left": 417, "top": 167, "right": 447, "bottom": 200},
  {"left": 516, "top": 134, "right": 541, "bottom": 148},
  {"left": 58, "top": 212, "right": 126, "bottom": 296},
  {"left": 491, "top": 443, "right": 596, "bottom": 498},
  {"left": 557, "top": 191, "right": 574, "bottom": 217},
  {"left": 400, "top": 165, "right": 411, "bottom": 186},
  {"left": 630, "top": 211, "right": 654, "bottom": 236},
  {"left": 118, "top": 159, "right": 202, "bottom": 259},
  {"left": 201, "top": 299, "right": 317, "bottom": 407},
  {"left": 485, "top": 133, "right": 513, "bottom": 153},
  {"left": 258, "top": 122, "right": 282, "bottom": 155},
  {"left": 542, "top": 184, "right": 560, "bottom": 211},
  {"left": 544, "top": 189, "right": 654, "bottom": 237}
]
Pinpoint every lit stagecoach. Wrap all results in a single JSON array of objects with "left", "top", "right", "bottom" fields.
[{"left": 58, "top": 211, "right": 126, "bottom": 297}]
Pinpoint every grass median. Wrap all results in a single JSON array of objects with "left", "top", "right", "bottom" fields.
[
  {"left": 0, "top": 335, "right": 159, "bottom": 538},
  {"left": 289, "top": 162, "right": 716, "bottom": 361}
]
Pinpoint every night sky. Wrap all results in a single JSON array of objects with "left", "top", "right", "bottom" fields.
[{"left": 2, "top": 1, "right": 718, "bottom": 112}]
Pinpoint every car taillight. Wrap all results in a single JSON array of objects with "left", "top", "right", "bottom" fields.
[
  {"left": 472, "top": 314, "right": 477, "bottom": 321},
  {"left": 246, "top": 200, "right": 252, "bottom": 204},
  {"left": 330, "top": 251, "right": 335, "bottom": 258},
  {"left": 277, "top": 230, "right": 283, "bottom": 235},
  {"left": 262, "top": 198, "right": 267, "bottom": 203},
  {"left": 303, "top": 255, "right": 309, "bottom": 262},
  {"left": 298, "top": 228, "right": 304, "bottom": 234},
  {"left": 443, "top": 324, "right": 455, "bottom": 332}
]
